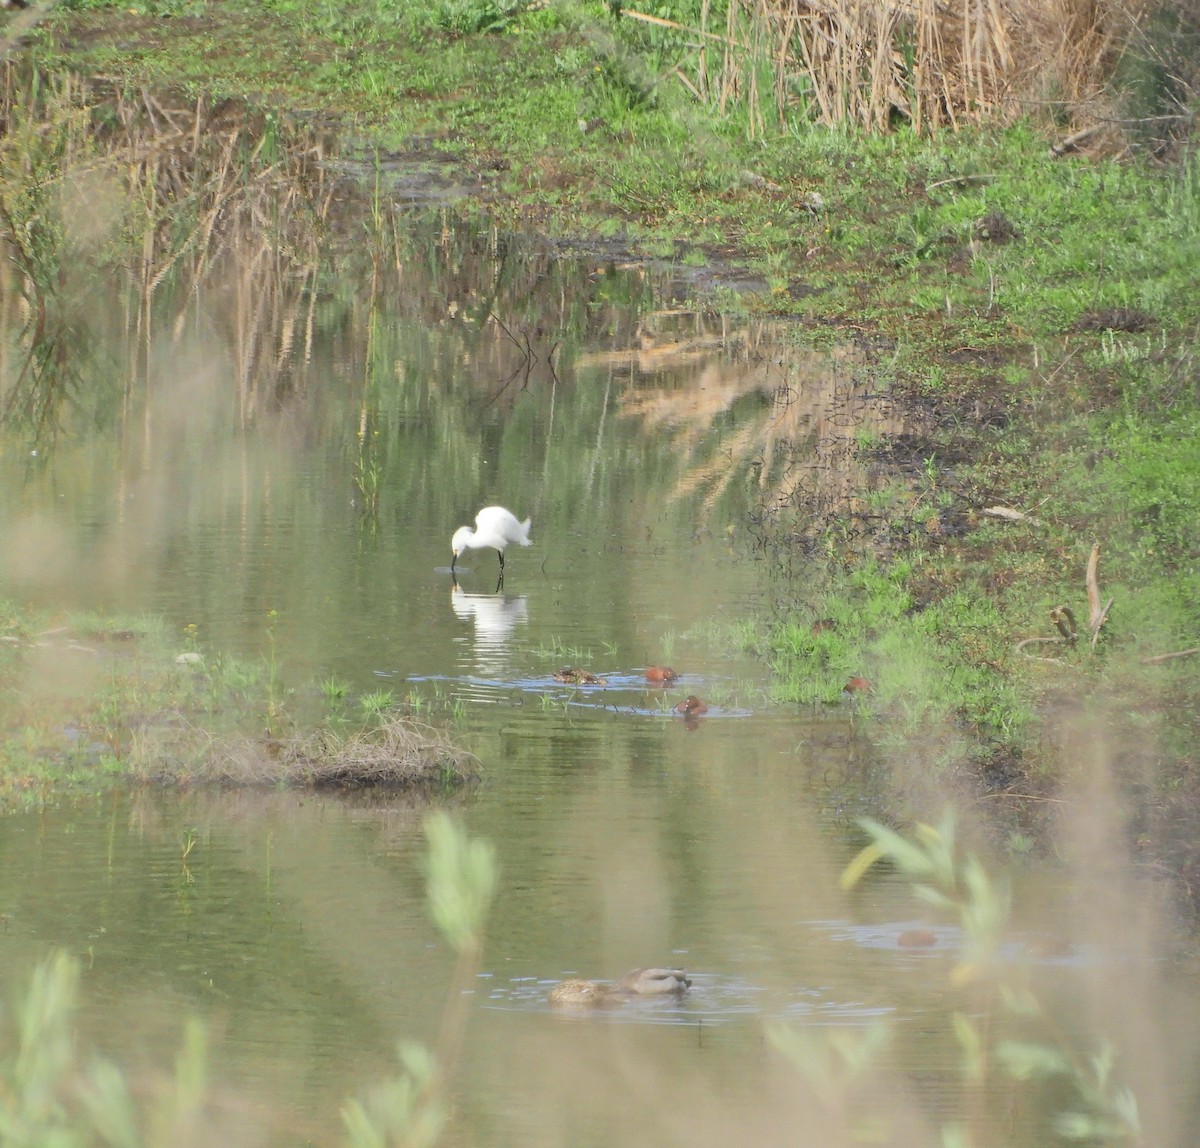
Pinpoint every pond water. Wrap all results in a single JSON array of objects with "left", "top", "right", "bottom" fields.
[{"left": 0, "top": 173, "right": 1195, "bottom": 1144}]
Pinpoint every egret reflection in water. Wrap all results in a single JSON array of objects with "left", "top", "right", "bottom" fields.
[{"left": 451, "top": 583, "right": 529, "bottom": 675}]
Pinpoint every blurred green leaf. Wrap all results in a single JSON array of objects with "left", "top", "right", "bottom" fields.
[
  {"left": 423, "top": 812, "right": 498, "bottom": 954},
  {"left": 951, "top": 1012, "right": 985, "bottom": 1082},
  {"left": 995, "top": 1040, "right": 1070, "bottom": 1080}
]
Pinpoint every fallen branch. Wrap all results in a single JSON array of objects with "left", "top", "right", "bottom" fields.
[
  {"left": 1049, "top": 124, "right": 1103, "bottom": 158},
  {"left": 1140, "top": 647, "right": 1200, "bottom": 665},
  {"left": 982, "top": 506, "right": 1041, "bottom": 525},
  {"left": 1014, "top": 636, "right": 1068, "bottom": 665}
]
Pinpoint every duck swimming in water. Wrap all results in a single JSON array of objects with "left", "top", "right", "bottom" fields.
[
  {"left": 548, "top": 967, "right": 692, "bottom": 1006},
  {"left": 553, "top": 667, "right": 608, "bottom": 685}
]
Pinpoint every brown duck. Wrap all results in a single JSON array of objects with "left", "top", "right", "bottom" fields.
[{"left": 548, "top": 967, "right": 692, "bottom": 1006}]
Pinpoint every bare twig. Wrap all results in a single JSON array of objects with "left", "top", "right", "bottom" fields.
[
  {"left": 979, "top": 792, "right": 1068, "bottom": 804},
  {"left": 620, "top": 7, "right": 746, "bottom": 48},
  {"left": 1085, "top": 543, "right": 1101, "bottom": 623},
  {"left": 1085, "top": 542, "right": 1113, "bottom": 646},
  {"left": 926, "top": 174, "right": 998, "bottom": 192},
  {"left": 1014, "top": 636, "right": 1068, "bottom": 665},
  {"left": 1140, "top": 647, "right": 1200, "bottom": 665}
]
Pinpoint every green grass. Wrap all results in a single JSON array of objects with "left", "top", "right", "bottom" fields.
[{"left": 760, "top": 561, "right": 1031, "bottom": 744}]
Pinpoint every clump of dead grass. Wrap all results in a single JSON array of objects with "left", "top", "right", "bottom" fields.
[
  {"left": 684, "top": 0, "right": 1148, "bottom": 133},
  {"left": 134, "top": 715, "right": 480, "bottom": 791}
]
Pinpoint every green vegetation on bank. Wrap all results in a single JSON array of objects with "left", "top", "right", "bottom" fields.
[
  {"left": 5, "top": 0, "right": 1199, "bottom": 802},
  {"left": 0, "top": 602, "right": 477, "bottom": 804}
]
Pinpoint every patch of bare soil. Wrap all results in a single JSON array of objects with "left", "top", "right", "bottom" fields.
[{"left": 1071, "top": 307, "right": 1156, "bottom": 333}]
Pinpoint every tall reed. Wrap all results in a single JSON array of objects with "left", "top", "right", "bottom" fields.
[{"left": 688, "top": 0, "right": 1146, "bottom": 133}]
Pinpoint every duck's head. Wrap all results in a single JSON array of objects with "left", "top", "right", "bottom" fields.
[{"left": 616, "top": 968, "right": 692, "bottom": 995}]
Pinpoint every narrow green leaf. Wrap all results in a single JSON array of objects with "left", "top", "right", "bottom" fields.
[
  {"left": 840, "top": 842, "right": 885, "bottom": 890},
  {"left": 994, "top": 1040, "right": 1070, "bottom": 1080}
]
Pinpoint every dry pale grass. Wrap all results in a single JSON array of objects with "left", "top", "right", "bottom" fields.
[
  {"left": 132, "top": 715, "right": 480, "bottom": 790},
  {"left": 675, "top": 0, "right": 1148, "bottom": 133}
]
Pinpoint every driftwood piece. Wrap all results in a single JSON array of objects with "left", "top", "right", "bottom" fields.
[
  {"left": 982, "top": 506, "right": 1041, "bottom": 525},
  {"left": 1015, "top": 544, "right": 1196, "bottom": 665},
  {"left": 1014, "top": 636, "right": 1069, "bottom": 666},
  {"left": 1140, "top": 647, "right": 1200, "bottom": 665},
  {"left": 1015, "top": 545, "right": 1114, "bottom": 659},
  {"left": 1049, "top": 125, "right": 1102, "bottom": 158}
]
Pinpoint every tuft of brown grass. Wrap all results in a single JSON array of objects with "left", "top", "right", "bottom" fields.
[
  {"left": 133, "top": 715, "right": 480, "bottom": 791},
  {"left": 680, "top": 0, "right": 1148, "bottom": 133}
]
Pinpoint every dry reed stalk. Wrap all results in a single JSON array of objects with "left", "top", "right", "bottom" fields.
[{"left": 701, "top": 0, "right": 1143, "bottom": 133}]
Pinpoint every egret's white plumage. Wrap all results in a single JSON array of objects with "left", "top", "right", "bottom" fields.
[{"left": 450, "top": 506, "right": 532, "bottom": 576}]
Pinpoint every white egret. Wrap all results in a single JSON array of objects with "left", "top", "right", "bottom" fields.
[{"left": 450, "top": 506, "right": 532, "bottom": 580}]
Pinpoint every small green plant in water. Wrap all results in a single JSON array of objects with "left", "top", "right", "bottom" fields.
[
  {"left": 353, "top": 441, "right": 381, "bottom": 518},
  {"left": 264, "top": 610, "right": 282, "bottom": 723},
  {"left": 359, "top": 689, "right": 395, "bottom": 718},
  {"left": 533, "top": 636, "right": 592, "bottom": 662},
  {"left": 321, "top": 674, "right": 350, "bottom": 703}
]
